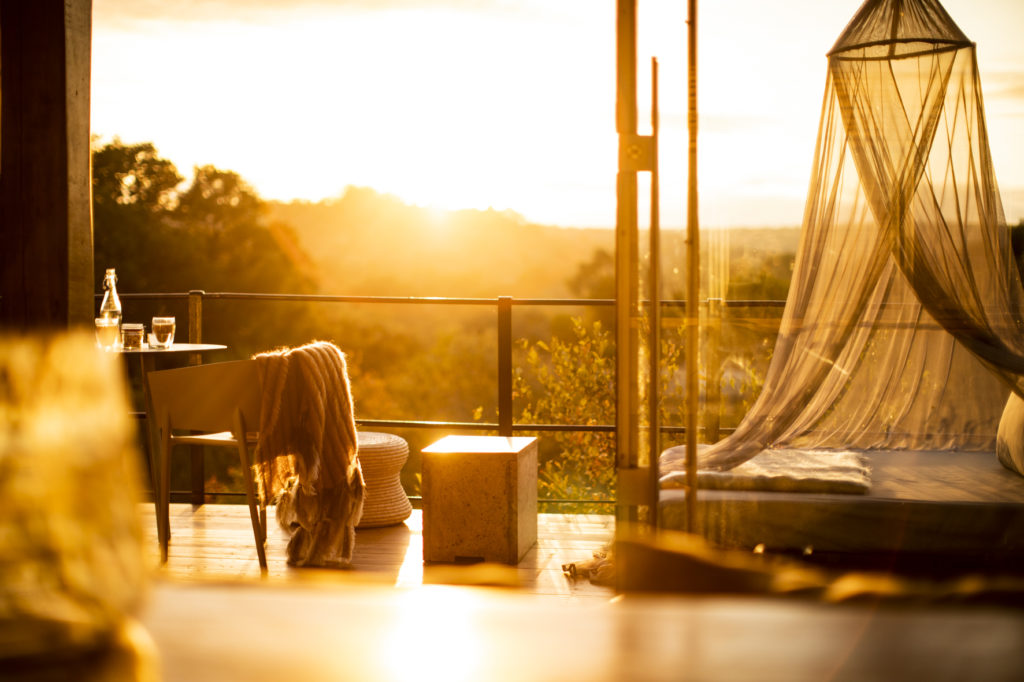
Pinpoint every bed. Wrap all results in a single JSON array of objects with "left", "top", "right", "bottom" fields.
[{"left": 659, "top": 450, "right": 1024, "bottom": 573}]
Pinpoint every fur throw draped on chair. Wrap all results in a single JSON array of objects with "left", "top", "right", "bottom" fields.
[{"left": 253, "top": 341, "right": 364, "bottom": 567}]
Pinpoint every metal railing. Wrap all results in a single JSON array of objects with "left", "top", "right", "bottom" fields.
[{"left": 113, "top": 290, "right": 786, "bottom": 506}]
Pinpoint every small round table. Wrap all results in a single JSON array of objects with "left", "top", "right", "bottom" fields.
[
  {"left": 118, "top": 341, "right": 228, "bottom": 370},
  {"left": 118, "top": 343, "right": 229, "bottom": 505},
  {"left": 356, "top": 431, "right": 412, "bottom": 528}
]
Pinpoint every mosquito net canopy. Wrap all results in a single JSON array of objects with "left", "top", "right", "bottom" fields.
[{"left": 662, "top": 0, "right": 1024, "bottom": 480}]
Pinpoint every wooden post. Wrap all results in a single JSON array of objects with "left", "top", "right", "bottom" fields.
[
  {"left": 685, "top": 0, "right": 701, "bottom": 533},
  {"left": 0, "top": 1, "right": 94, "bottom": 330},
  {"left": 615, "top": 0, "right": 641, "bottom": 527},
  {"left": 648, "top": 57, "right": 661, "bottom": 528}
]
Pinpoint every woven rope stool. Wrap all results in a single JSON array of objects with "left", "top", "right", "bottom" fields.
[{"left": 355, "top": 431, "right": 412, "bottom": 528}]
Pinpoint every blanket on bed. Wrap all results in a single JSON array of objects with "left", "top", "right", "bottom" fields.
[
  {"left": 660, "top": 445, "right": 871, "bottom": 495},
  {"left": 254, "top": 341, "right": 365, "bottom": 566}
]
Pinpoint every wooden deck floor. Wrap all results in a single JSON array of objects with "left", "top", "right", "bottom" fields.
[{"left": 141, "top": 503, "right": 615, "bottom": 599}]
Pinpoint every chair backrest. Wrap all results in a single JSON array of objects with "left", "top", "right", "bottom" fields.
[{"left": 147, "top": 359, "right": 262, "bottom": 435}]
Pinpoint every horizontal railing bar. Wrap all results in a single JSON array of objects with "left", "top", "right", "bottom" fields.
[
  {"left": 102, "top": 291, "right": 789, "bottom": 308},
  {"left": 213, "top": 293, "right": 501, "bottom": 305},
  {"left": 514, "top": 298, "right": 613, "bottom": 306},
  {"left": 116, "top": 292, "right": 500, "bottom": 305},
  {"left": 170, "top": 491, "right": 245, "bottom": 499},
  {"left": 172, "top": 490, "right": 615, "bottom": 506},
  {"left": 722, "top": 299, "right": 787, "bottom": 308},
  {"left": 513, "top": 423, "right": 616, "bottom": 433},
  {"left": 412, "top": 496, "right": 616, "bottom": 505},
  {"left": 114, "top": 292, "right": 190, "bottom": 300},
  {"left": 357, "top": 419, "right": 616, "bottom": 433},
  {"left": 358, "top": 419, "right": 497, "bottom": 431},
  {"left": 358, "top": 418, "right": 734, "bottom": 436}
]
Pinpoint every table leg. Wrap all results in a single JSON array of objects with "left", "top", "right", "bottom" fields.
[
  {"left": 138, "top": 355, "right": 167, "bottom": 554},
  {"left": 188, "top": 350, "right": 205, "bottom": 506}
]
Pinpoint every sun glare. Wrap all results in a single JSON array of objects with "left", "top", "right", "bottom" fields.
[
  {"left": 91, "top": 0, "right": 1024, "bottom": 228},
  {"left": 92, "top": 4, "right": 616, "bottom": 226},
  {"left": 377, "top": 587, "right": 484, "bottom": 682}
]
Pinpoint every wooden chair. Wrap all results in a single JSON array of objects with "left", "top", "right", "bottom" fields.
[{"left": 146, "top": 359, "right": 268, "bottom": 571}]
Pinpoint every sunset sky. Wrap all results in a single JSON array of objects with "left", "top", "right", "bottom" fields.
[{"left": 91, "top": 0, "right": 1024, "bottom": 229}]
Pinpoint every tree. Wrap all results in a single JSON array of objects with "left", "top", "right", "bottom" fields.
[
  {"left": 92, "top": 138, "right": 182, "bottom": 211},
  {"left": 92, "top": 140, "right": 183, "bottom": 292},
  {"left": 176, "top": 165, "right": 264, "bottom": 235},
  {"left": 92, "top": 140, "right": 316, "bottom": 298},
  {"left": 567, "top": 248, "right": 615, "bottom": 300}
]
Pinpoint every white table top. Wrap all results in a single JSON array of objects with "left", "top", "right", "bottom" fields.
[{"left": 116, "top": 342, "right": 227, "bottom": 354}]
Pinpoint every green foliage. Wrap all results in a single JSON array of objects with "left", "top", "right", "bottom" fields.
[
  {"left": 512, "top": 311, "right": 772, "bottom": 511},
  {"left": 568, "top": 248, "right": 615, "bottom": 300},
  {"left": 659, "top": 227, "right": 798, "bottom": 303},
  {"left": 93, "top": 139, "right": 182, "bottom": 211},
  {"left": 93, "top": 140, "right": 183, "bottom": 293},
  {"left": 566, "top": 247, "right": 615, "bottom": 333},
  {"left": 515, "top": 318, "right": 616, "bottom": 512},
  {"left": 725, "top": 250, "right": 794, "bottom": 301},
  {"left": 93, "top": 140, "right": 315, "bottom": 297}
]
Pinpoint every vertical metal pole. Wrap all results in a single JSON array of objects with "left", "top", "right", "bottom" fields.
[
  {"left": 615, "top": 0, "right": 640, "bottom": 527},
  {"left": 187, "top": 290, "right": 204, "bottom": 357},
  {"left": 685, "top": 0, "right": 700, "bottom": 533},
  {"left": 497, "top": 296, "right": 514, "bottom": 437},
  {"left": 648, "top": 57, "right": 661, "bottom": 529},
  {"left": 187, "top": 289, "right": 205, "bottom": 505}
]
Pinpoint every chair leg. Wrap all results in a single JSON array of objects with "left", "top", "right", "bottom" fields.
[
  {"left": 242, "top": 465, "right": 268, "bottom": 572},
  {"left": 159, "top": 420, "right": 172, "bottom": 564},
  {"left": 235, "top": 412, "right": 267, "bottom": 572}
]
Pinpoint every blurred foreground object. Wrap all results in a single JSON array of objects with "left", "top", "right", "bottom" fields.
[{"left": 0, "top": 332, "right": 148, "bottom": 661}]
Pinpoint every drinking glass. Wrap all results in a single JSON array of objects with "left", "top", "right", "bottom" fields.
[
  {"left": 120, "top": 323, "right": 144, "bottom": 350},
  {"left": 95, "top": 317, "right": 120, "bottom": 350},
  {"left": 149, "top": 317, "right": 176, "bottom": 349}
]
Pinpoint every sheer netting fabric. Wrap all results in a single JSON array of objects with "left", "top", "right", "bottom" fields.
[{"left": 661, "top": 0, "right": 1024, "bottom": 480}]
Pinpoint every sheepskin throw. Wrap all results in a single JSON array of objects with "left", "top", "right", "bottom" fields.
[{"left": 254, "top": 341, "right": 365, "bottom": 567}]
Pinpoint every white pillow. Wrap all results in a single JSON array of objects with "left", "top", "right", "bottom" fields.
[{"left": 996, "top": 392, "right": 1024, "bottom": 477}]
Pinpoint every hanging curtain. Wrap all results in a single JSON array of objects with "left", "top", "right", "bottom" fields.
[{"left": 661, "top": 0, "right": 1024, "bottom": 477}]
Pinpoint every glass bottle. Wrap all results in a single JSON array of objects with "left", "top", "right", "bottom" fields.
[{"left": 99, "top": 268, "right": 122, "bottom": 327}]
